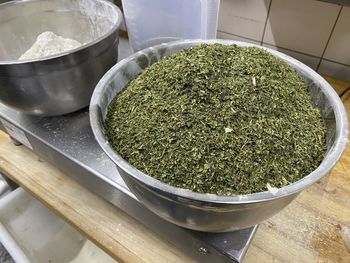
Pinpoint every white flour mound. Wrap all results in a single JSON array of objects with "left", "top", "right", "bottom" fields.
[{"left": 19, "top": 31, "right": 82, "bottom": 60}]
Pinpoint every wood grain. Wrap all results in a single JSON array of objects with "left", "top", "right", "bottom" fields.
[
  {"left": 0, "top": 76, "right": 349, "bottom": 263},
  {"left": 0, "top": 134, "right": 196, "bottom": 263}
]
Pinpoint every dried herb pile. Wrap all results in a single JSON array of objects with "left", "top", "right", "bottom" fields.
[{"left": 105, "top": 44, "right": 326, "bottom": 195}]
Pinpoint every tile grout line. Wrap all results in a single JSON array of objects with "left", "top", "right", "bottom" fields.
[
  {"left": 322, "top": 58, "right": 350, "bottom": 68},
  {"left": 217, "top": 31, "right": 350, "bottom": 68},
  {"left": 262, "top": 42, "right": 321, "bottom": 59},
  {"left": 217, "top": 30, "right": 261, "bottom": 43},
  {"left": 217, "top": 28, "right": 320, "bottom": 59},
  {"left": 260, "top": 0, "right": 273, "bottom": 46},
  {"left": 316, "top": 5, "right": 343, "bottom": 71},
  {"left": 218, "top": 5, "right": 350, "bottom": 70}
]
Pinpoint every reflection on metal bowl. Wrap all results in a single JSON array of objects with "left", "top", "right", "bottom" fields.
[
  {"left": 0, "top": 0, "right": 122, "bottom": 116},
  {"left": 90, "top": 39, "right": 348, "bottom": 232}
]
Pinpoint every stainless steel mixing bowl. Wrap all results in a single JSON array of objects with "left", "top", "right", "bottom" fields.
[
  {"left": 90, "top": 39, "right": 348, "bottom": 232},
  {"left": 0, "top": 0, "right": 122, "bottom": 116}
]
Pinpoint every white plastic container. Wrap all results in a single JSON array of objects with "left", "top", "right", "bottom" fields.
[
  {"left": 121, "top": 0, "right": 220, "bottom": 51},
  {"left": 0, "top": 188, "right": 117, "bottom": 263}
]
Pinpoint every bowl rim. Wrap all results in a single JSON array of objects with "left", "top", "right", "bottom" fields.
[
  {"left": 90, "top": 39, "right": 349, "bottom": 204},
  {"left": 0, "top": 0, "right": 123, "bottom": 65}
]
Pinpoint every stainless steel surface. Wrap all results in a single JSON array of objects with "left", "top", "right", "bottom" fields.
[
  {"left": 90, "top": 39, "right": 349, "bottom": 232},
  {"left": 0, "top": 0, "right": 122, "bottom": 116},
  {"left": 0, "top": 107, "right": 257, "bottom": 263}
]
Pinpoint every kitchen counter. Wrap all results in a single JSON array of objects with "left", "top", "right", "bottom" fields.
[{"left": 0, "top": 76, "right": 349, "bottom": 262}]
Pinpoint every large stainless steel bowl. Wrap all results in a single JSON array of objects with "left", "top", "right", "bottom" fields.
[
  {"left": 90, "top": 39, "right": 348, "bottom": 232},
  {"left": 0, "top": 0, "right": 122, "bottom": 116}
]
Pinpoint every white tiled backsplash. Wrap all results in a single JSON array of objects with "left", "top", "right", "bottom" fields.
[{"left": 217, "top": 0, "right": 350, "bottom": 81}]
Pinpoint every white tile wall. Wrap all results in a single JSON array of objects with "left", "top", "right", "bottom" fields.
[
  {"left": 323, "top": 6, "right": 350, "bottom": 65},
  {"left": 215, "top": 0, "right": 350, "bottom": 81},
  {"left": 262, "top": 44, "right": 321, "bottom": 70},
  {"left": 216, "top": 31, "right": 261, "bottom": 45},
  {"left": 263, "top": 0, "right": 340, "bottom": 57},
  {"left": 318, "top": 60, "right": 350, "bottom": 81},
  {"left": 218, "top": 0, "right": 271, "bottom": 41}
]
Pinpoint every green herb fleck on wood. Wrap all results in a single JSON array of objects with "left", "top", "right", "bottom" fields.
[{"left": 105, "top": 44, "right": 326, "bottom": 196}]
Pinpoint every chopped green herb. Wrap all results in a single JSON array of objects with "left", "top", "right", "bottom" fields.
[{"left": 105, "top": 44, "right": 326, "bottom": 195}]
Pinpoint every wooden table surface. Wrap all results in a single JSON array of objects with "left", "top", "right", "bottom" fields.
[{"left": 0, "top": 76, "right": 349, "bottom": 263}]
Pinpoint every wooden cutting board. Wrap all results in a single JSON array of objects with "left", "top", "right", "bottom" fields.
[{"left": 0, "top": 76, "right": 349, "bottom": 263}]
